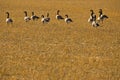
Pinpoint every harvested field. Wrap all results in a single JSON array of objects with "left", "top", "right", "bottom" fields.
[{"left": 0, "top": 0, "right": 120, "bottom": 80}]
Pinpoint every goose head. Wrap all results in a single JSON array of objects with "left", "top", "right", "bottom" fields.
[
  {"left": 6, "top": 12, "right": 9, "bottom": 14},
  {"left": 24, "top": 11, "right": 27, "bottom": 13},
  {"left": 90, "top": 9, "right": 93, "bottom": 13},
  {"left": 65, "top": 14, "right": 68, "bottom": 18},
  {"left": 99, "top": 9, "right": 102, "bottom": 13},
  {"left": 41, "top": 15, "right": 44, "bottom": 18},
  {"left": 99, "top": 9, "right": 102, "bottom": 11},
  {"left": 90, "top": 9, "right": 94, "bottom": 16}
]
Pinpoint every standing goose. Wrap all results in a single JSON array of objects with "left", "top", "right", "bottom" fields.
[
  {"left": 6, "top": 12, "right": 13, "bottom": 24},
  {"left": 41, "top": 15, "right": 50, "bottom": 24},
  {"left": 97, "top": 9, "right": 108, "bottom": 23},
  {"left": 31, "top": 12, "right": 39, "bottom": 21},
  {"left": 92, "top": 14, "right": 99, "bottom": 27},
  {"left": 45, "top": 13, "right": 50, "bottom": 22},
  {"left": 88, "top": 9, "right": 94, "bottom": 23},
  {"left": 24, "top": 11, "right": 31, "bottom": 22},
  {"left": 56, "top": 10, "right": 64, "bottom": 20},
  {"left": 65, "top": 14, "right": 73, "bottom": 24}
]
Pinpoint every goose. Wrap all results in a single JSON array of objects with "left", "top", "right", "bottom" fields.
[
  {"left": 24, "top": 11, "right": 31, "bottom": 22},
  {"left": 56, "top": 10, "right": 64, "bottom": 20},
  {"left": 97, "top": 9, "right": 108, "bottom": 23},
  {"left": 41, "top": 15, "right": 50, "bottom": 24},
  {"left": 31, "top": 12, "right": 39, "bottom": 20},
  {"left": 45, "top": 13, "right": 50, "bottom": 22},
  {"left": 88, "top": 9, "right": 94, "bottom": 23},
  {"left": 6, "top": 12, "right": 13, "bottom": 24},
  {"left": 92, "top": 14, "right": 99, "bottom": 27},
  {"left": 65, "top": 14, "right": 73, "bottom": 24}
]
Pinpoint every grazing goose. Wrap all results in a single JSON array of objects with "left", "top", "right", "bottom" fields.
[
  {"left": 56, "top": 10, "right": 64, "bottom": 20},
  {"left": 97, "top": 9, "right": 108, "bottom": 23},
  {"left": 41, "top": 15, "right": 50, "bottom": 24},
  {"left": 92, "top": 14, "right": 99, "bottom": 27},
  {"left": 65, "top": 14, "right": 73, "bottom": 24},
  {"left": 24, "top": 11, "right": 31, "bottom": 22},
  {"left": 31, "top": 12, "right": 39, "bottom": 20},
  {"left": 6, "top": 12, "right": 13, "bottom": 24},
  {"left": 88, "top": 9, "right": 94, "bottom": 23}
]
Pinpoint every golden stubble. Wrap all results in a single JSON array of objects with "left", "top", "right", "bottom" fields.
[{"left": 0, "top": 0, "right": 120, "bottom": 80}]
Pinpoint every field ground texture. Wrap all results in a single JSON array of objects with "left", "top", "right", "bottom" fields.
[{"left": 0, "top": 0, "right": 120, "bottom": 80}]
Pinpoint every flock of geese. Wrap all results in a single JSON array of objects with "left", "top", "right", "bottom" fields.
[
  {"left": 88, "top": 9, "right": 108, "bottom": 27},
  {"left": 5, "top": 10, "right": 73, "bottom": 24},
  {"left": 6, "top": 9, "right": 108, "bottom": 27}
]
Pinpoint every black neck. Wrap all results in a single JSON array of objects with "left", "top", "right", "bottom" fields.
[
  {"left": 91, "top": 12, "right": 94, "bottom": 16},
  {"left": 32, "top": 12, "right": 34, "bottom": 16},
  {"left": 7, "top": 13, "right": 9, "bottom": 18},
  {"left": 24, "top": 12, "right": 27, "bottom": 16},
  {"left": 57, "top": 11, "right": 59, "bottom": 15},
  {"left": 47, "top": 13, "right": 49, "bottom": 17},
  {"left": 99, "top": 12, "right": 102, "bottom": 16}
]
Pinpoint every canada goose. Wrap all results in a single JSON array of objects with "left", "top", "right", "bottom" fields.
[
  {"left": 31, "top": 12, "right": 39, "bottom": 20},
  {"left": 6, "top": 12, "right": 13, "bottom": 24},
  {"left": 56, "top": 10, "right": 64, "bottom": 20},
  {"left": 92, "top": 14, "right": 99, "bottom": 27},
  {"left": 24, "top": 11, "right": 31, "bottom": 22},
  {"left": 88, "top": 9, "right": 94, "bottom": 23},
  {"left": 97, "top": 9, "right": 108, "bottom": 23},
  {"left": 45, "top": 13, "right": 50, "bottom": 22},
  {"left": 65, "top": 14, "right": 73, "bottom": 24},
  {"left": 41, "top": 15, "right": 50, "bottom": 24}
]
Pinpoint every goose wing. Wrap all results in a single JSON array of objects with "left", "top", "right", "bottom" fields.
[
  {"left": 67, "top": 18, "right": 73, "bottom": 22},
  {"left": 31, "top": 15, "right": 39, "bottom": 20},
  {"left": 6, "top": 18, "right": 13, "bottom": 23},
  {"left": 65, "top": 18, "right": 73, "bottom": 23},
  {"left": 102, "top": 15, "right": 108, "bottom": 19},
  {"left": 56, "top": 15, "right": 64, "bottom": 20},
  {"left": 33, "top": 15, "right": 39, "bottom": 19},
  {"left": 45, "top": 17, "right": 50, "bottom": 22},
  {"left": 9, "top": 19, "right": 13, "bottom": 22}
]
